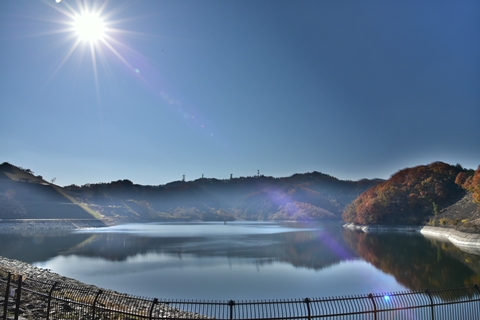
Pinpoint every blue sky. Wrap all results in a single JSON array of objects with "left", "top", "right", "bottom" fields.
[{"left": 1, "top": 0, "right": 479, "bottom": 186}]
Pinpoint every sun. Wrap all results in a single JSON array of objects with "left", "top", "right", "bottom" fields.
[
  {"left": 74, "top": 12, "right": 105, "bottom": 42},
  {"left": 43, "top": 0, "right": 141, "bottom": 90}
]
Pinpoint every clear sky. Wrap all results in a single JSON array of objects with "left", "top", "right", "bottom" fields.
[{"left": 1, "top": 0, "right": 479, "bottom": 187}]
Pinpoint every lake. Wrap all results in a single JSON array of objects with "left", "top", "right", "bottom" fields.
[{"left": 1, "top": 221, "right": 479, "bottom": 301}]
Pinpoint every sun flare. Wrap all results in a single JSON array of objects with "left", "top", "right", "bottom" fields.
[
  {"left": 74, "top": 12, "right": 105, "bottom": 42},
  {"left": 42, "top": 0, "right": 141, "bottom": 92}
]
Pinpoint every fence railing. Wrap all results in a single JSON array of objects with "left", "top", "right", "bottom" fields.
[{"left": 1, "top": 268, "right": 480, "bottom": 320}]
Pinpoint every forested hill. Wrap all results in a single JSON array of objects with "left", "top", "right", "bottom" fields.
[
  {"left": 0, "top": 162, "right": 100, "bottom": 220},
  {"left": 342, "top": 162, "right": 480, "bottom": 230},
  {"left": 0, "top": 162, "right": 382, "bottom": 223},
  {"left": 63, "top": 171, "right": 382, "bottom": 223},
  {"left": 4, "top": 161, "right": 480, "bottom": 226}
]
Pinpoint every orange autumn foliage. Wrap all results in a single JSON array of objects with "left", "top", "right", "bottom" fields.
[
  {"left": 458, "top": 165, "right": 480, "bottom": 203},
  {"left": 342, "top": 162, "right": 466, "bottom": 225}
]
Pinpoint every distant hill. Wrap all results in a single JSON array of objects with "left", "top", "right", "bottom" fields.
[
  {"left": 342, "top": 162, "right": 480, "bottom": 231},
  {"left": 0, "top": 162, "right": 101, "bottom": 220},
  {"left": 5, "top": 161, "right": 480, "bottom": 227},
  {"left": 63, "top": 172, "right": 382, "bottom": 223}
]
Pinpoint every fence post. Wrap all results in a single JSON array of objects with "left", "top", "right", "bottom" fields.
[
  {"left": 46, "top": 282, "right": 57, "bottom": 320},
  {"left": 368, "top": 293, "right": 377, "bottom": 320},
  {"left": 425, "top": 288, "right": 434, "bottom": 320},
  {"left": 228, "top": 300, "right": 235, "bottom": 320},
  {"left": 92, "top": 289, "right": 103, "bottom": 320},
  {"left": 304, "top": 298, "right": 311, "bottom": 320},
  {"left": 149, "top": 298, "right": 158, "bottom": 320},
  {"left": 14, "top": 275, "right": 22, "bottom": 320},
  {"left": 2, "top": 272, "right": 11, "bottom": 320}
]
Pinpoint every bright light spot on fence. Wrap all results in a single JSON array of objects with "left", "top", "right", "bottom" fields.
[{"left": 384, "top": 295, "right": 391, "bottom": 302}]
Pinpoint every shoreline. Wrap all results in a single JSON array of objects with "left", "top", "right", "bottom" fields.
[
  {"left": 0, "top": 219, "right": 107, "bottom": 231},
  {"left": 0, "top": 256, "right": 207, "bottom": 319},
  {"left": 420, "top": 225, "right": 480, "bottom": 255},
  {"left": 343, "top": 223, "right": 480, "bottom": 255},
  {"left": 343, "top": 223, "right": 423, "bottom": 233},
  {"left": 0, "top": 255, "right": 101, "bottom": 289}
]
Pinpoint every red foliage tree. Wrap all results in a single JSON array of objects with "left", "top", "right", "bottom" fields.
[
  {"left": 464, "top": 166, "right": 480, "bottom": 203},
  {"left": 342, "top": 162, "right": 466, "bottom": 225}
]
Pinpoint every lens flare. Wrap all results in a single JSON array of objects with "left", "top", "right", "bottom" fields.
[{"left": 41, "top": 0, "right": 217, "bottom": 139}]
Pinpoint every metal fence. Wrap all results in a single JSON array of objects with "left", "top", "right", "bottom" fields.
[{"left": 1, "top": 268, "right": 480, "bottom": 320}]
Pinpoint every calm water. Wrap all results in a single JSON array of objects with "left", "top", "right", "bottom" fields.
[{"left": 1, "top": 221, "right": 479, "bottom": 301}]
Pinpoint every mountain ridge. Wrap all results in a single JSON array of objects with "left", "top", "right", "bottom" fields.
[
  {"left": 3, "top": 161, "right": 479, "bottom": 229},
  {"left": 0, "top": 162, "right": 381, "bottom": 223}
]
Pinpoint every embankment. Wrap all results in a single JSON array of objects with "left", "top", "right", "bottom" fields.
[
  {"left": 420, "top": 226, "right": 480, "bottom": 255},
  {"left": 0, "top": 219, "right": 107, "bottom": 231},
  {"left": 344, "top": 223, "right": 480, "bottom": 255},
  {"left": 0, "top": 256, "right": 207, "bottom": 319}
]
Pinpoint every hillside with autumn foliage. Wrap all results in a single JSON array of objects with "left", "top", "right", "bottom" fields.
[
  {"left": 456, "top": 165, "right": 480, "bottom": 203},
  {"left": 342, "top": 162, "right": 480, "bottom": 229}
]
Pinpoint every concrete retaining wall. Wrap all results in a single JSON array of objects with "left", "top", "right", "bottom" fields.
[
  {"left": 344, "top": 223, "right": 480, "bottom": 255},
  {"left": 420, "top": 226, "right": 480, "bottom": 255}
]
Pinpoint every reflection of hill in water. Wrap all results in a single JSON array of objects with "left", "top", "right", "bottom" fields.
[
  {"left": 422, "top": 237, "right": 480, "bottom": 286},
  {"left": 342, "top": 229, "right": 480, "bottom": 292},
  {"left": 59, "top": 227, "right": 359, "bottom": 271},
  {"left": 6, "top": 225, "right": 479, "bottom": 298},
  {"left": 0, "top": 231, "right": 92, "bottom": 264}
]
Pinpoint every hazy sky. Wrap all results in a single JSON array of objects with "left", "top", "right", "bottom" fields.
[{"left": 1, "top": 0, "right": 479, "bottom": 186}]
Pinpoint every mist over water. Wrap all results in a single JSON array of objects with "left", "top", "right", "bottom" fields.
[{"left": 1, "top": 222, "right": 479, "bottom": 300}]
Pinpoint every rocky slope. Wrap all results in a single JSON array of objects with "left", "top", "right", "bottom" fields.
[{"left": 427, "top": 193, "right": 480, "bottom": 233}]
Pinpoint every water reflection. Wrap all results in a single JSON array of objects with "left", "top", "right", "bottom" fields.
[
  {"left": 0, "top": 230, "right": 92, "bottom": 263},
  {"left": 1, "top": 222, "right": 479, "bottom": 300},
  {"left": 65, "top": 223, "right": 359, "bottom": 271},
  {"left": 343, "top": 230, "right": 480, "bottom": 291}
]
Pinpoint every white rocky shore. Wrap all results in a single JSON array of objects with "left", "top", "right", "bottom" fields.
[
  {"left": 1, "top": 256, "right": 102, "bottom": 319},
  {"left": 0, "top": 256, "right": 209, "bottom": 320},
  {"left": 343, "top": 223, "right": 422, "bottom": 233},
  {"left": 0, "top": 256, "right": 98, "bottom": 286},
  {"left": 344, "top": 223, "right": 480, "bottom": 255}
]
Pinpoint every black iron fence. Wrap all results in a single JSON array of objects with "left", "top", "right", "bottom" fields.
[{"left": 1, "top": 267, "right": 480, "bottom": 320}]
